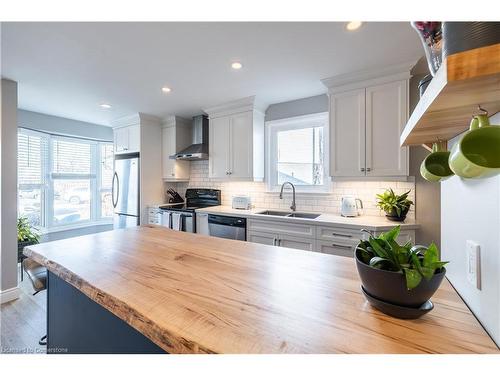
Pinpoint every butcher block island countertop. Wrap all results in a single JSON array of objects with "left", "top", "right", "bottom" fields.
[{"left": 24, "top": 225, "right": 497, "bottom": 354}]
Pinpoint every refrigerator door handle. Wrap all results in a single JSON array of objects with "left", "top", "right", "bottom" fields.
[{"left": 112, "top": 172, "right": 119, "bottom": 208}]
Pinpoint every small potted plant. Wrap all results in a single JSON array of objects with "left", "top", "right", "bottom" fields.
[
  {"left": 355, "top": 226, "right": 448, "bottom": 318},
  {"left": 17, "top": 217, "right": 40, "bottom": 263},
  {"left": 376, "top": 188, "right": 413, "bottom": 222}
]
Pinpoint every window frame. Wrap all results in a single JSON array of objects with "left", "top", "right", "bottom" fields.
[
  {"left": 265, "top": 112, "right": 330, "bottom": 193},
  {"left": 17, "top": 128, "right": 113, "bottom": 233}
]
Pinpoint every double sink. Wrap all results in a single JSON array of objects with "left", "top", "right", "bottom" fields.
[{"left": 255, "top": 210, "right": 320, "bottom": 219}]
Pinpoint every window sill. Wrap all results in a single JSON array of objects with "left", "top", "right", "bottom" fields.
[{"left": 40, "top": 220, "right": 113, "bottom": 235}]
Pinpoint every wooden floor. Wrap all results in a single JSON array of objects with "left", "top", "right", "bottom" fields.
[{"left": 0, "top": 265, "right": 46, "bottom": 354}]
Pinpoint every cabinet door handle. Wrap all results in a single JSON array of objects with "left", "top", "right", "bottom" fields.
[
  {"left": 366, "top": 167, "right": 371, "bottom": 172},
  {"left": 360, "top": 167, "right": 365, "bottom": 172},
  {"left": 332, "top": 232, "right": 352, "bottom": 238},
  {"left": 332, "top": 243, "right": 353, "bottom": 250}
]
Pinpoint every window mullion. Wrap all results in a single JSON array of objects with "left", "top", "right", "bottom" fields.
[
  {"left": 90, "top": 143, "right": 98, "bottom": 222},
  {"left": 46, "top": 136, "right": 54, "bottom": 228}
]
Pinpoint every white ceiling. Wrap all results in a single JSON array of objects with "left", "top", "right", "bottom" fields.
[{"left": 1, "top": 22, "right": 423, "bottom": 126}]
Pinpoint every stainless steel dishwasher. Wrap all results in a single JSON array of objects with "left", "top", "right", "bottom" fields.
[{"left": 208, "top": 215, "right": 246, "bottom": 241}]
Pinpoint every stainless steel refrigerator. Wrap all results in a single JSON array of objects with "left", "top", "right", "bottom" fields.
[{"left": 112, "top": 153, "right": 140, "bottom": 229}]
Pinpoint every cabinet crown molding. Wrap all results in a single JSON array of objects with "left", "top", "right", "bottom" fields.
[
  {"left": 321, "top": 61, "right": 415, "bottom": 94},
  {"left": 111, "top": 113, "right": 160, "bottom": 128},
  {"left": 203, "top": 96, "right": 268, "bottom": 118}
]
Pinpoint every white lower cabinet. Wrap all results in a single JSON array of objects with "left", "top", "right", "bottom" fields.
[
  {"left": 196, "top": 213, "right": 209, "bottom": 236},
  {"left": 247, "top": 231, "right": 277, "bottom": 246},
  {"left": 374, "top": 230, "right": 414, "bottom": 246},
  {"left": 147, "top": 207, "right": 160, "bottom": 225},
  {"left": 247, "top": 219, "right": 315, "bottom": 239},
  {"left": 278, "top": 235, "right": 315, "bottom": 252},
  {"left": 247, "top": 218, "right": 415, "bottom": 258},
  {"left": 316, "top": 239, "right": 357, "bottom": 257},
  {"left": 247, "top": 230, "right": 315, "bottom": 251}
]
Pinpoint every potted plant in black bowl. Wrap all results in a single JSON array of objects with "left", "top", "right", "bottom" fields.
[
  {"left": 355, "top": 226, "right": 448, "bottom": 319},
  {"left": 376, "top": 188, "right": 413, "bottom": 222},
  {"left": 18, "top": 217, "right": 40, "bottom": 279}
]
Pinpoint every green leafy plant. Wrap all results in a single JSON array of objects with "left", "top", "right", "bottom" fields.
[
  {"left": 356, "top": 226, "right": 448, "bottom": 290},
  {"left": 17, "top": 217, "right": 40, "bottom": 244},
  {"left": 376, "top": 188, "right": 414, "bottom": 217}
]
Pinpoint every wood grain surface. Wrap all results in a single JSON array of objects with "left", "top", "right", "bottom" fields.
[
  {"left": 24, "top": 225, "right": 498, "bottom": 354},
  {"left": 401, "top": 43, "right": 500, "bottom": 146}
]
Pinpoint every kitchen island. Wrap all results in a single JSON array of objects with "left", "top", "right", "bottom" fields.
[{"left": 24, "top": 225, "right": 498, "bottom": 354}]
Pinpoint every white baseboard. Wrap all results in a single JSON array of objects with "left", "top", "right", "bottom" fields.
[{"left": 0, "top": 286, "right": 20, "bottom": 304}]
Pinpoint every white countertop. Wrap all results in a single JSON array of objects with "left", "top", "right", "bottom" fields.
[{"left": 195, "top": 205, "right": 419, "bottom": 231}]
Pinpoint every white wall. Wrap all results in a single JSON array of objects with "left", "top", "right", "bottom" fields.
[
  {"left": 265, "top": 94, "right": 328, "bottom": 122},
  {"left": 441, "top": 112, "right": 500, "bottom": 346},
  {"left": 1, "top": 79, "right": 19, "bottom": 303},
  {"left": 139, "top": 116, "right": 163, "bottom": 224},
  {"left": 169, "top": 159, "right": 416, "bottom": 218},
  {"left": 18, "top": 109, "right": 112, "bottom": 141}
]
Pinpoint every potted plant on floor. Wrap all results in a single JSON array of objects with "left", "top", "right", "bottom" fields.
[
  {"left": 376, "top": 188, "right": 413, "bottom": 222},
  {"left": 17, "top": 216, "right": 40, "bottom": 264},
  {"left": 355, "top": 226, "right": 448, "bottom": 318}
]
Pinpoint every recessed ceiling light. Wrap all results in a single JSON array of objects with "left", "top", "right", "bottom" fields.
[
  {"left": 100, "top": 103, "right": 112, "bottom": 109},
  {"left": 231, "top": 62, "right": 243, "bottom": 70},
  {"left": 346, "top": 21, "right": 363, "bottom": 31},
  {"left": 161, "top": 86, "right": 172, "bottom": 93}
]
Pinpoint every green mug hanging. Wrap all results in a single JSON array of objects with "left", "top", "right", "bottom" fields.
[
  {"left": 420, "top": 141, "right": 454, "bottom": 182},
  {"left": 449, "top": 111, "right": 500, "bottom": 179}
]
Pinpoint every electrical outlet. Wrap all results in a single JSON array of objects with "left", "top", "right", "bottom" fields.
[{"left": 466, "top": 240, "right": 481, "bottom": 290}]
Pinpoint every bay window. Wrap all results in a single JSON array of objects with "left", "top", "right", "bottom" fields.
[{"left": 17, "top": 128, "right": 113, "bottom": 231}]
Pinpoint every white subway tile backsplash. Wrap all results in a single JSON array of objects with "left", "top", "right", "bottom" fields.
[{"left": 164, "top": 160, "right": 415, "bottom": 218}]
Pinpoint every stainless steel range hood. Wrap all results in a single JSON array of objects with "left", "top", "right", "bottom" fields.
[{"left": 171, "top": 115, "right": 209, "bottom": 160}]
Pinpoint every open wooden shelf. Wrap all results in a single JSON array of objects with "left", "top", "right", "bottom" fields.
[{"left": 400, "top": 43, "right": 500, "bottom": 146}]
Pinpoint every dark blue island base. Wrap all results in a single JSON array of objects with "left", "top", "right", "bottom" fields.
[{"left": 47, "top": 272, "right": 166, "bottom": 354}]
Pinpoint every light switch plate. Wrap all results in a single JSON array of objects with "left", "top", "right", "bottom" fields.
[{"left": 466, "top": 240, "right": 481, "bottom": 290}]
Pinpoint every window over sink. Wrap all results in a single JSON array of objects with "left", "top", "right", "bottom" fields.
[{"left": 266, "top": 112, "right": 329, "bottom": 192}]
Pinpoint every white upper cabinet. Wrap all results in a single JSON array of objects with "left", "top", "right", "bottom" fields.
[
  {"left": 365, "top": 80, "right": 408, "bottom": 176},
  {"left": 161, "top": 117, "right": 191, "bottom": 181},
  {"left": 229, "top": 111, "right": 253, "bottom": 179},
  {"left": 208, "top": 116, "right": 231, "bottom": 178},
  {"left": 323, "top": 64, "right": 411, "bottom": 178},
  {"left": 127, "top": 125, "right": 140, "bottom": 153},
  {"left": 204, "top": 96, "right": 265, "bottom": 181},
  {"left": 113, "top": 124, "right": 140, "bottom": 154},
  {"left": 330, "top": 89, "right": 366, "bottom": 177}
]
